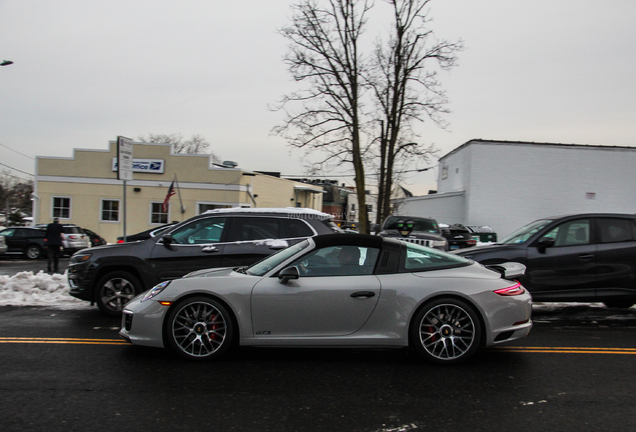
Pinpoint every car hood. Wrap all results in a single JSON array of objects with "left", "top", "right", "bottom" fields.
[{"left": 184, "top": 267, "right": 236, "bottom": 278}]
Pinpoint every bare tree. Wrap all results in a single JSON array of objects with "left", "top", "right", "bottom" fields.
[
  {"left": 137, "top": 133, "right": 221, "bottom": 163},
  {"left": 370, "top": 0, "right": 461, "bottom": 223},
  {"left": 273, "top": 0, "right": 373, "bottom": 233}
]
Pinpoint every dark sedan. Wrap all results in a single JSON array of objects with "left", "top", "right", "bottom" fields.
[{"left": 455, "top": 213, "right": 636, "bottom": 308}]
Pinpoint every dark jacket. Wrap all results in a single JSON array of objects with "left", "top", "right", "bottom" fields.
[{"left": 45, "top": 222, "right": 64, "bottom": 247}]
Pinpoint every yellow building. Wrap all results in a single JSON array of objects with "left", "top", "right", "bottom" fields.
[{"left": 34, "top": 141, "right": 323, "bottom": 243}]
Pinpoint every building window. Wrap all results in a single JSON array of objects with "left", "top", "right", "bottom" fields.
[
  {"left": 151, "top": 202, "right": 168, "bottom": 224},
  {"left": 101, "top": 200, "right": 120, "bottom": 222},
  {"left": 52, "top": 196, "right": 71, "bottom": 219}
]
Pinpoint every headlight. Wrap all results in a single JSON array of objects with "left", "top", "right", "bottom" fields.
[
  {"left": 70, "top": 253, "right": 92, "bottom": 264},
  {"left": 141, "top": 281, "right": 171, "bottom": 302}
]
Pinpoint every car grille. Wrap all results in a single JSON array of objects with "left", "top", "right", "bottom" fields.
[
  {"left": 401, "top": 238, "right": 432, "bottom": 247},
  {"left": 122, "top": 312, "right": 133, "bottom": 331}
]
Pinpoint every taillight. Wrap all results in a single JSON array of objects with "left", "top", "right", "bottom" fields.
[
  {"left": 117, "top": 240, "right": 124, "bottom": 244},
  {"left": 494, "top": 282, "right": 525, "bottom": 296},
  {"left": 466, "top": 239, "right": 477, "bottom": 246}
]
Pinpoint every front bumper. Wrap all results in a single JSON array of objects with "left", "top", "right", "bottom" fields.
[{"left": 119, "top": 296, "right": 168, "bottom": 348}]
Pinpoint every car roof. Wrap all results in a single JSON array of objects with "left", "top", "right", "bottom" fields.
[
  {"left": 539, "top": 213, "right": 636, "bottom": 220},
  {"left": 202, "top": 207, "right": 333, "bottom": 219}
]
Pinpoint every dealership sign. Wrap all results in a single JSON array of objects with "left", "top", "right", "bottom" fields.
[{"left": 112, "top": 158, "right": 165, "bottom": 174}]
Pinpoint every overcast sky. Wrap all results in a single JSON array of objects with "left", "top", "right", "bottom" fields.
[{"left": 1, "top": 0, "right": 635, "bottom": 195}]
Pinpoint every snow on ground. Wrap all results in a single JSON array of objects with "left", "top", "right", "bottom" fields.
[{"left": 0, "top": 271, "right": 90, "bottom": 309}]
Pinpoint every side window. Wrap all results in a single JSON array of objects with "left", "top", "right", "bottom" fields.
[
  {"left": 170, "top": 217, "right": 227, "bottom": 244},
  {"left": 284, "top": 219, "right": 315, "bottom": 238},
  {"left": 404, "top": 243, "right": 470, "bottom": 271},
  {"left": 226, "top": 217, "right": 281, "bottom": 242},
  {"left": 543, "top": 219, "right": 590, "bottom": 247},
  {"left": 598, "top": 218, "right": 636, "bottom": 243},
  {"left": 0, "top": 229, "right": 14, "bottom": 238},
  {"left": 291, "top": 245, "right": 380, "bottom": 277}
]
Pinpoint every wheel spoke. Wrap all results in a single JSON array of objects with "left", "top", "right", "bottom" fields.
[
  {"left": 419, "top": 303, "right": 476, "bottom": 361},
  {"left": 171, "top": 301, "right": 227, "bottom": 358}
]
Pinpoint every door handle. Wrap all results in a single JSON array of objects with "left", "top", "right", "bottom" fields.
[
  {"left": 201, "top": 246, "right": 218, "bottom": 253},
  {"left": 578, "top": 254, "right": 594, "bottom": 261},
  {"left": 350, "top": 291, "right": 376, "bottom": 298}
]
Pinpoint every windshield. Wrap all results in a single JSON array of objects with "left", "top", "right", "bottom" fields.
[
  {"left": 384, "top": 216, "right": 439, "bottom": 234},
  {"left": 500, "top": 219, "right": 553, "bottom": 244},
  {"left": 246, "top": 240, "right": 310, "bottom": 276}
]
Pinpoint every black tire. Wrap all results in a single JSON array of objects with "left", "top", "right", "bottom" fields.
[
  {"left": 165, "top": 296, "right": 234, "bottom": 361},
  {"left": 603, "top": 300, "right": 635, "bottom": 309},
  {"left": 24, "top": 244, "right": 42, "bottom": 260},
  {"left": 410, "top": 297, "right": 482, "bottom": 365},
  {"left": 95, "top": 271, "right": 142, "bottom": 316}
]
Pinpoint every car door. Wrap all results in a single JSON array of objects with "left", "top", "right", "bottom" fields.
[
  {"left": 593, "top": 217, "right": 636, "bottom": 295},
  {"left": 0, "top": 229, "right": 17, "bottom": 252},
  {"left": 220, "top": 217, "right": 310, "bottom": 267},
  {"left": 148, "top": 217, "right": 228, "bottom": 281},
  {"left": 525, "top": 218, "right": 598, "bottom": 300},
  {"left": 251, "top": 245, "right": 381, "bottom": 337}
]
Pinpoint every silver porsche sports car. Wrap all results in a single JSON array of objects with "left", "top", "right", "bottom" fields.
[{"left": 120, "top": 234, "right": 532, "bottom": 364}]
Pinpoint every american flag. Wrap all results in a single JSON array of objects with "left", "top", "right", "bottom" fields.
[{"left": 162, "top": 180, "right": 176, "bottom": 212}]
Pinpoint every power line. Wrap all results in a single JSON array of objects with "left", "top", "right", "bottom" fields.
[
  {"left": 0, "top": 142, "right": 35, "bottom": 160},
  {"left": 0, "top": 161, "right": 33, "bottom": 178}
]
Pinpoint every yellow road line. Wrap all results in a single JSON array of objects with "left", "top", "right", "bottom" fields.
[
  {"left": 0, "top": 337, "right": 128, "bottom": 345},
  {"left": 490, "top": 346, "right": 636, "bottom": 354}
]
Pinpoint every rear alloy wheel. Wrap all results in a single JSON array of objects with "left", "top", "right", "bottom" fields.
[
  {"left": 411, "top": 298, "right": 481, "bottom": 364},
  {"left": 24, "top": 245, "right": 42, "bottom": 260},
  {"left": 95, "top": 271, "right": 141, "bottom": 316},
  {"left": 166, "top": 297, "right": 233, "bottom": 361}
]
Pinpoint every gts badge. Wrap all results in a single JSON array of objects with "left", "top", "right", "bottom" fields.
[{"left": 256, "top": 331, "right": 271, "bottom": 335}]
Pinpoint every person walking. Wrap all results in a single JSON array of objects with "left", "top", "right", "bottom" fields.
[{"left": 45, "top": 217, "right": 64, "bottom": 273}]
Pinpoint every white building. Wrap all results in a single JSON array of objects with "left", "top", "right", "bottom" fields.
[{"left": 396, "top": 139, "right": 636, "bottom": 238}]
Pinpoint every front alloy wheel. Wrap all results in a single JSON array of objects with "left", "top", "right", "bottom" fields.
[
  {"left": 411, "top": 298, "right": 481, "bottom": 364},
  {"left": 166, "top": 297, "right": 233, "bottom": 361},
  {"left": 95, "top": 271, "right": 141, "bottom": 316}
]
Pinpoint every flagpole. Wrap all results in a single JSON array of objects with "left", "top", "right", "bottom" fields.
[{"left": 174, "top": 173, "right": 186, "bottom": 217}]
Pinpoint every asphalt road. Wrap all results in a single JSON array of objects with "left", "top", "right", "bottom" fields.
[
  {"left": 0, "top": 305, "right": 635, "bottom": 432},
  {"left": 0, "top": 255, "right": 71, "bottom": 276}
]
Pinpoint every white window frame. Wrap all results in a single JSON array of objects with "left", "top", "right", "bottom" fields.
[
  {"left": 51, "top": 196, "right": 71, "bottom": 220},
  {"left": 100, "top": 199, "right": 121, "bottom": 223},
  {"left": 150, "top": 201, "right": 169, "bottom": 225},
  {"left": 195, "top": 201, "right": 240, "bottom": 215}
]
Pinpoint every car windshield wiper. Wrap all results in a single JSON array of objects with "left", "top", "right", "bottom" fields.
[{"left": 233, "top": 266, "right": 248, "bottom": 274}]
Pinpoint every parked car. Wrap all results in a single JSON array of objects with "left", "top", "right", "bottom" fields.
[
  {"left": 68, "top": 208, "right": 343, "bottom": 315},
  {"left": 120, "top": 233, "right": 532, "bottom": 364},
  {"left": 116, "top": 222, "right": 178, "bottom": 243},
  {"left": 375, "top": 215, "right": 448, "bottom": 251},
  {"left": 440, "top": 224, "right": 477, "bottom": 250},
  {"left": 35, "top": 223, "right": 91, "bottom": 256},
  {"left": 455, "top": 213, "right": 636, "bottom": 308},
  {"left": 82, "top": 228, "right": 107, "bottom": 247},
  {"left": 0, "top": 233, "right": 7, "bottom": 255},
  {"left": 0, "top": 227, "right": 47, "bottom": 259}
]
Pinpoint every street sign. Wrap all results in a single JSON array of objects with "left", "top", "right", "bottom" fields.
[{"left": 117, "top": 136, "right": 133, "bottom": 181}]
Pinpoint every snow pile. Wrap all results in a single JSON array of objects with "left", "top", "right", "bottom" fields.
[{"left": 0, "top": 271, "right": 90, "bottom": 309}]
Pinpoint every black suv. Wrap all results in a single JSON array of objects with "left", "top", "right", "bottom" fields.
[
  {"left": 441, "top": 224, "right": 477, "bottom": 250},
  {"left": 0, "top": 227, "right": 47, "bottom": 259},
  {"left": 374, "top": 215, "right": 448, "bottom": 251},
  {"left": 455, "top": 213, "right": 636, "bottom": 308},
  {"left": 68, "top": 208, "right": 342, "bottom": 315}
]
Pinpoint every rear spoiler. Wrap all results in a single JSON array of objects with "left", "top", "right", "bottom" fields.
[{"left": 486, "top": 262, "right": 526, "bottom": 280}]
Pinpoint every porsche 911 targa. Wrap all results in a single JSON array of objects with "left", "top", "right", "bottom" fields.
[{"left": 120, "top": 234, "right": 532, "bottom": 364}]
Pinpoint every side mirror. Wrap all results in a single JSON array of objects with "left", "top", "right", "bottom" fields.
[
  {"left": 371, "top": 224, "right": 381, "bottom": 234},
  {"left": 161, "top": 234, "right": 174, "bottom": 248},
  {"left": 538, "top": 236, "right": 555, "bottom": 250},
  {"left": 278, "top": 266, "right": 299, "bottom": 284}
]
